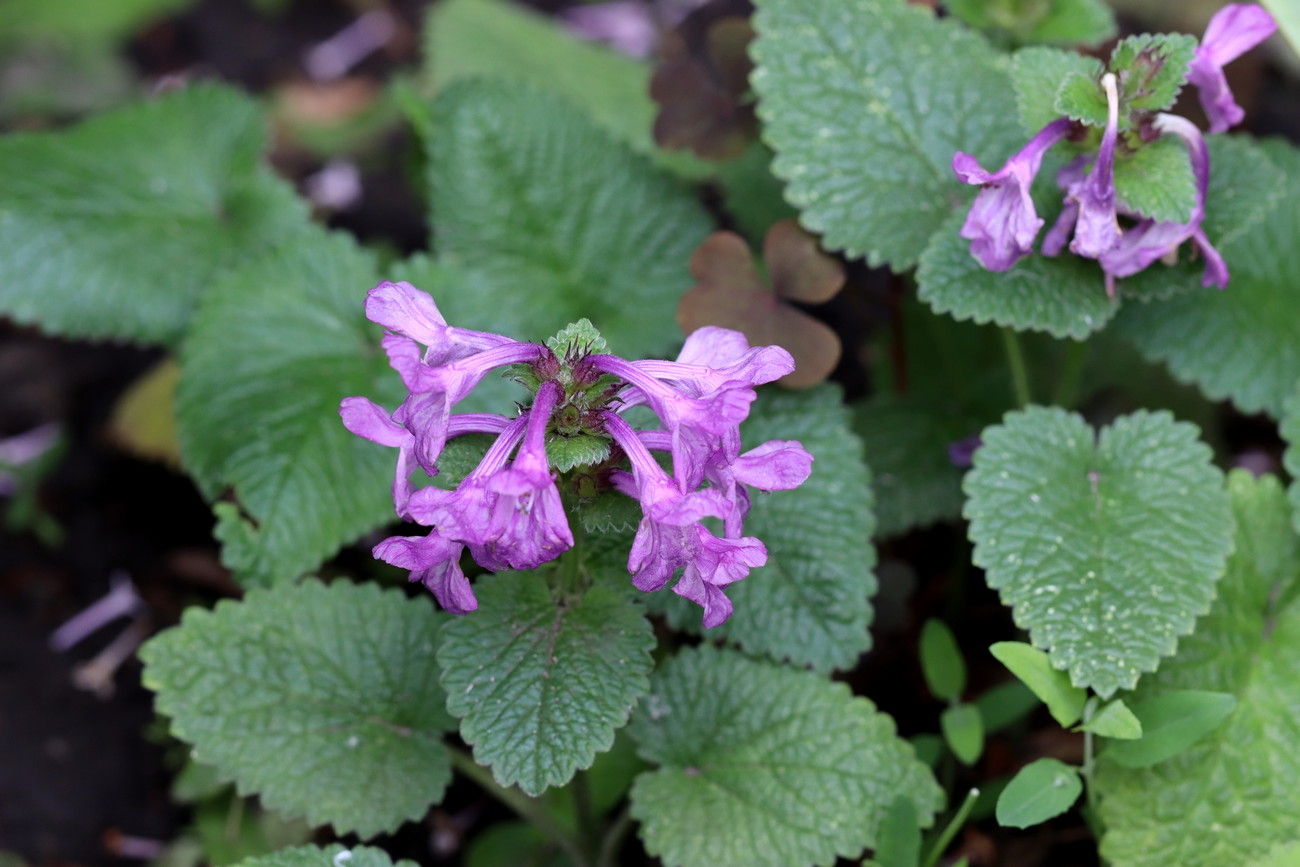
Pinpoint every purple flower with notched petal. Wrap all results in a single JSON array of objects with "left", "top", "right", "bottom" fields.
[
  {"left": 373, "top": 530, "right": 476, "bottom": 614},
  {"left": 952, "top": 117, "right": 1074, "bottom": 271},
  {"left": 1045, "top": 73, "right": 1123, "bottom": 268},
  {"left": 1188, "top": 3, "right": 1277, "bottom": 134}
]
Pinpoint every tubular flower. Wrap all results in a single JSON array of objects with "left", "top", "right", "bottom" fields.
[
  {"left": 1188, "top": 4, "right": 1277, "bottom": 133},
  {"left": 1044, "top": 73, "right": 1123, "bottom": 263},
  {"left": 341, "top": 283, "right": 812, "bottom": 626},
  {"left": 952, "top": 117, "right": 1074, "bottom": 271}
]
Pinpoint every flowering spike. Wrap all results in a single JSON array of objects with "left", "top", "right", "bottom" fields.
[
  {"left": 1188, "top": 4, "right": 1277, "bottom": 133},
  {"left": 952, "top": 117, "right": 1074, "bottom": 271}
]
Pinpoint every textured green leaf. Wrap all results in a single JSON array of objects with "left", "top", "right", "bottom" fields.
[
  {"left": 1103, "top": 690, "right": 1237, "bottom": 767},
  {"left": 917, "top": 210, "right": 1117, "bottom": 339},
  {"left": 1055, "top": 70, "right": 1109, "bottom": 126},
  {"left": 1248, "top": 841, "right": 1300, "bottom": 867},
  {"left": 990, "top": 641, "right": 1087, "bottom": 726},
  {"left": 646, "top": 385, "right": 877, "bottom": 672},
  {"left": 233, "top": 845, "right": 417, "bottom": 867},
  {"left": 177, "top": 228, "right": 400, "bottom": 587},
  {"left": 1080, "top": 698, "right": 1142, "bottom": 740},
  {"left": 140, "top": 581, "right": 454, "bottom": 839},
  {"left": 1112, "top": 138, "right": 1296, "bottom": 414},
  {"left": 996, "top": 758, "right": 1082, "bottom": 828},
  {"left": 1110, "top": 33, "right": 1197, "bottom": 115},
  {"left": 0, "top": 83, "right": 308, "bottom": 344},
  {"left": 438, "top": 572, "right": 655, "bottom": 796},
  {"left": 921, "top": 619, "right": 967, "bottom": 702},
  {"left": 1024, "top": 0, "right": 1115, "bottom": 47},
  {"left": 1097, "top": 472, "right": 1300, "bottom": 867},
  {"left": 629, "top": 646, "right": 943, "bottom": 867},
  {"left": 751, "top": 0, "right": 1023, "bottom": 270},
  {"left": 422, "top": 0, "right": 703, "bottom": 177},
  {"left": 424, "top": 79, "right": 713, "bottom": 360},
  {"left": 1013, "top": 47, "right": 1104, "bottom": 133},
  {"left": 1114, "top": 136, "right": 1195, "bottom": 223},
  {"left": 544, "top": 434, "right": 610, "bottom": 473},
  {"left": 941, "top": 704, "right": 984, "bottom": 765},
  {"left": 966, "top": 407, "right": 1234, "bottom": 697}
]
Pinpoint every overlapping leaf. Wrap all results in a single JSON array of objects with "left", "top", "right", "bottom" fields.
[
  {"left": 141, "top": 581, "right": 455, "bottom": 839},
  {"left": 438, "top": 573, "right": 655, "bottom": 796},
  {"left": 629, "top": 646, "right": 943, "bottom": 867},
  {"left": 965, "top": 407, "right": 1234, "bottom": 697},
  {"left": 177, "top": 228, "right": 401, "bottom": 586},
  {"left": 751, "top": 0, "right": 1023, "bottom": 270},
  {"left": 646, "top": 385, "right": 877, "bottom": 673},
  {"left": 233, "top": 845, "right": 417, "bottom": 867},
  {"left": 0, "top": 83, "right": 308, "bottom": 344},
  {"left": 1111, "top": 138, "right": 1295, "bottom": 414},
  {"left": 1097, "top": 473, "right": 1300, "bottom": 867},
  {"left": 423, "top": 79, "right": 713, "bottom": 360}
]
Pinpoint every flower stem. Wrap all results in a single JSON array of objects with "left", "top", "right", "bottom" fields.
[
  {"left": 448, "top": 747, "right": 589, "bottom": 867},
  {"left": 596, "top": 806, "right": 634, "bottom": 867},
  {"left": 1001, "top": 327, "right": 1032, "bottom": 407},
  {"left": 1053, "top": 338, "right": 1089, "bottom": 410},
  {"left": 921, "top": 787, "right": 980, "bottom": 867},
  {"left": 1079, "top": 695, "right": 1105, "bottom": 839}
]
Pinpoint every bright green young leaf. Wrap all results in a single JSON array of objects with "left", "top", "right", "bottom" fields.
[
  {"left": 423, "top": 79, "right": 713, "bottom": 360},
  {"left": 921, "top": 619, "right": 967, "bottom": 702},
  {"left": 989, "top": 641, "right": 1087, "bottom": 726},
  {"left": 941, "top": 704, "right": 985, "bottom": 766},
  {"left": 1103, "top": 691, "right": 1237, "bottom": 767},
  {"left": 438, "top": 572, "right": 655, "bottom": 796},
  {"left": 751, "top": 0, "right": 1024, "bottom": 270},
  {"left": 422, "top": 0, "right": 703, "bottom": 177},
  {"left": 1079, "top": 698, "right": 1143, "bottom": 740},
  {"left": 1024, "top": 0, "right": 1116, "bottom": 47},
  {"left": 1112, "top": 138, "right": 1295, "bottom": 414},
  {"left": 1054, "top": 70, "right": 1109, "bottom": 126},
  {"left": 177, "top": 228, "right": 401, "bottom": 587},
  {"left": 1012, "top": 47, "right": 1105, "bottom": 133},
  {"left": 1249, "top": 841, "right": 1300, "bottom": 867},
  {"left": 1109, "top": 33, "right": 1197, "bottom": 114},
  {"left": 646, "top": 385, "right": 877, "bottom": 672},
  {"left": 1263, "top": 0, "right": 1300, "bottom": 54},
  {"left": 1114, "top": 137, "right": 1195, "bottom": 223},
  {"left": 874, "top": 795, "right": 922, "bottom": 867},
  {"left": 917, "top": 210, "right": 1118, "bottom": 339},
  {"left": 233, "top": 845, "right": 418, "bottom": 867},
  {"left": 140, "top": 581, "right": 455, "bottom": 839},
  {"left": 629, "top": 646, "right": 943, "bottom": 867},
  {"left": 968, "top": 408, "right": 1234, "bottom": 698},
  {"left": 0, "top": 83, "right": 309, "bottom": 344},
  {"left": 1097, "top": 472, "right": 1300, "bottom": 867},
  {"left": 996, "top": 758, "right": 1082, "bottom": 828}
]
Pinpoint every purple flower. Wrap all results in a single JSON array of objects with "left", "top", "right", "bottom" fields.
[
  {"left": 374, "top": 530, "right": 476, "bottom": 614},
  {"left": 952, "top": 118, "right": 1074, "bottom": 271},
  {"left": 1099, "top": 113, "right": 1229, "bottom": 293},
  {"left": 1188, "top": 4, "right": 1276, "bottom": 133},
  {"left": 1045, "top": 73, "right": 1123, "bottom": 266},
  {"left": 605, "top": 412, "right": 767, "bottom": 627}
]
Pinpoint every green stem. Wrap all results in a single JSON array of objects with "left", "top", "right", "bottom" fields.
[
  {"left": 448, "top": 748, "right": 589, "bottom": 867},
  {"left": 596, "top": 806, "right": 634, "bottom": 867},
  {"left": 1053, "top": 338, "right": 1089, "bottom": 409},
  {"left": 572, "top": 772, "right": 598, "bottom": 859},
  {"left": 1080, "top": 696, "right": 1104, "bottom": 839},
  {"left": 921, "top": 787, "right": 980, "bottom": 867},
  {"left": 1001, "top": 327, "right": 1032, "bottom": 408}
]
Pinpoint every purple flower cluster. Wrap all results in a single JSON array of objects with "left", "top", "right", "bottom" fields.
[
  {"left": 342, "top": 281, "right": 813, "bottom": 627},
  {"left": 952, "top": 3, "right": 1275, "bottom": 295}
]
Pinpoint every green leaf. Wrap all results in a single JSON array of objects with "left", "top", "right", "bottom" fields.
[
  {"left": 0, "top": 83, "right": 309, "bottom": 344},
  {"left": 1054, "top": 70, "right": 1109, "bottom": 126},
  {"left": 1097, "top": 472, "right": 1300, "bottom": 867},
  {"left": 989, "top": 641, "right": 1087, "bottom": 727},
  {"left": 140, "top": 581, "right": 455, "bottom": 839},
  {"left": 1024, "top": 0, "right": 1116, "bottom": 47},
  {"left": 1114, "top": 136, "right": 1195, "bottom": 223},
  {"left": 233, "top": 845, "right": 417, "bottom": 867},
  {"left": 646, "top": 385, "right": 878, "bottom": 673},
  {"left": 1079, "top": 698, "right": 1142, "bottom": 740},
  {"left": 1109, "top": 33, "right": 1197, "bottom": 115},
  {"left": 995, "top": 758, "right": 1082, "bottom": 828},
  {"left": 940, "top": 704, "right": 984, "bottom": 765},
  {"left": 629, "top": 646, "right": 943, "bottom": 867},
  {"left": 1012, "top": 47, "right": 1105, "bottom": 133},
  {"left": 423, "top": 79, "right": 713, "bottom": 360},
  {"left": 874, "top": 795, "right": 922, "bottom": 867},
  {"left": 1248, "top": 841, "right": 1300, "bottom": 867},
  {"left": 751, "top": 0, "right": 1024, "bottom": 270},
  {"left": 718, "top": 142, "right": 798, "bottom": 244},
  {"left": 438, "top": 573, "right": 655, "bottom": 796},
  {"left": 921, "top": 619, "right": 967, "bottom": 702},
  {"left": 1263, "top": 0, "right": 1300, "bottom": 56},
  {"left": 545, "top": 435, "right": 610, "bottom": 473},
  {"left": 0, "top": 0, "right": 192, "bottom": 44},
  {"left": 917, "top": 210, "right": 1118, "bottom": 339},
  {"left": 176, "top": 228, "right": 400, "bottom": 587},
  {"left": 1102, "top": 690, "right": 1237, "bottom": 767},
  {"left": 1112, "top": 138, "right": 1296, "bottom": 414},
  {"left": 967, "top": 408, "right": 1234, "bottom": 698},
  {"left": 976, "top": 680, "right": 1041, "bottom": 734}
]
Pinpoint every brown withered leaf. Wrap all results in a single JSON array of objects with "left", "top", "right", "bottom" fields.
[
  {"left": 650, "top": 16, "right": 757, "bottom": 161},
  {"left": 678, "top": 220, "right": 844, "bottom": 389}
]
